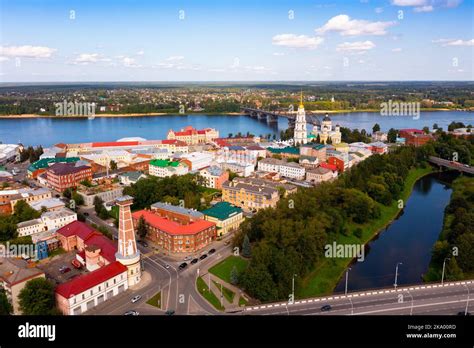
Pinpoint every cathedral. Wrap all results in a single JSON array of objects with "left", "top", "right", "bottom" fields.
[
  {"left": 293, "top": 92, "right": 308, "bottom": 145},
  {"left": 312, "top": 114, "right": 342, "bottom": 144}
]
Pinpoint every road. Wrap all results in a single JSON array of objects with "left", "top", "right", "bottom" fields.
[
  {"left": 244, "top": 280, "right": 473, "bottom": 316},
  {"left": 90, "top": 233, "right": 234, "bottom": 315}
]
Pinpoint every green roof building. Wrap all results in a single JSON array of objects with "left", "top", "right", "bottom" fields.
[{"left": 201, "top": 202, "right": 244, "bottom": 236}]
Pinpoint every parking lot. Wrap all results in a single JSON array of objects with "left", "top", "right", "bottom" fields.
[{"left": 37, "top": 251, "right": 87, "bottom": 285}]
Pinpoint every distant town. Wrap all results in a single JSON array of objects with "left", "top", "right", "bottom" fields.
[
  {"left": 1, "top": 81, "right": 474, "bottom": 116},
  {"left": 0, "top": 96, "right": 472, "bottom": 316}
]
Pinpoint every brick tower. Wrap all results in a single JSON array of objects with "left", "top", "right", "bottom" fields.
[{"left": 115, "top": 195, "right": 141, "bottom": 286}]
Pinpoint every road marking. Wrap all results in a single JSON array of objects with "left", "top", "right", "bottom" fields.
[{"left": 354, "top": 298, "right": 467, "bottom": 315}]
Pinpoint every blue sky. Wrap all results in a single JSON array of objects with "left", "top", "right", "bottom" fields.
[{"left": 0, "top": 0, "right": 472, "bottom": 81}]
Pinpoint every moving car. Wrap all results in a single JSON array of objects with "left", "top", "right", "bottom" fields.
[
  {"left": 321, "top": 305, "right": 332, "bottom": 312},
  {"left": 178, "top": 262, "right": 187, "bottom": 270},
  {"left": 199, "top": 254, "right": 207, "bottom": 260},
  {"left": 208, "top": 248, "right": 216, "bottom": 254},
  {"left": 191, "top": 258, "right": 198, "bottom": 264},
  {"left": 131, "top": 295, "right": 142, "bottom": 303},
  {"left": 124, "top": 310, "right": 139, "bottom": 316}
]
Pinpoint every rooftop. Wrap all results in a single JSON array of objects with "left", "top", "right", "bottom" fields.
[
  {"left": 151, "top": 202, "right": 204, "bottom": 219},
  {"left": 201, "top": 202, "right": 242, "bottom": 220},
  {"left": 133, "top": 210, "right": 214, "bottom": 235},
  {"left": 56, "top": 261, "right": 127, "bottom": 298},
  {"left": 0, "top": 257, "right": 44, "bottom": 286},
  {"left": 149, "top": 159, "right": 180, "bottom": 167}
]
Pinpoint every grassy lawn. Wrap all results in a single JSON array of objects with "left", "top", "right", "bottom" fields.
[
  {"left": 196, "top": 276, "right": 224, "bottom": 311},
  {"left": 146, "top": 291, "right": 161, "bottom": 309},
  {"left": 298, "top": 166, "right": 434, "bottom": 298},
  {"left": 208, "top": 255, "right": 249, "bottom": 284},
  {"left": 238, "top": 296, "right": 248, "bottom": 307},
  {"left": 212, "top": 280, "right": 235, "bottom": 303},
  {"left": 48, "top": 247, "right": 66, "bottom": 258},
  {"left": 109, "top": 205, "right": 119, "bottom": 220}
]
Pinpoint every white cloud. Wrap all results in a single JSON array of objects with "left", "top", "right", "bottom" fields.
[
  {"left": 337, "top": 41, "right": 376, "bottom": 52},
  {"left": 272, "top": 34, "right": 324, "bottom": 49},
  {"left": 73, "top": 53, "right": 110, "bottom": 64},
  {"left": 391, "top": 0, "right": 427, "bottom": 5},
  {"left": 0, "top": 45, "right": 56, "bottom": 58},
  {"left": 315, "top": 14, "right": 396, "bottom": 36},
  {"left": 273, "top": 52, "right": 285, "bottom": 56},
  {"left": 392, "top": 47, "right": 403, "bottom": 52},
  {"left": 136, "top": 50, "right": 145, "bottom": 55},
  {"left": 121, "top": 56, "right": 140, "bottom": 67},
  {"left": 375, "top": 7, "right": 384, "bottom": 13},
  {"left": 433, "top": 38, "right": 474, "bottom": 46},
  {"left": 0, "top": 57, "right": 9, "bottom": 62},
  {"left": 414, "top": 5, "right": 434, "bottom": 12},
  {"left": 165, "top": 55, "right": 184, "bottom": 61}
]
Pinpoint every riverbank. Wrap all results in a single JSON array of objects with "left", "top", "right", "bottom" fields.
[
  {"left": 423, "top": 176, "right": 474, "bottom": 282},
  {"left": 298, "top": 166, "right": 435, "bottom": 298},
  {"left": 0, "top": 108, "right": 464, "bottom": 119}
]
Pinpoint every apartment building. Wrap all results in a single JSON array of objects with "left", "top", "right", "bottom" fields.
[{"left": 222, "top": 179, "right": 279, "bottom": 212}]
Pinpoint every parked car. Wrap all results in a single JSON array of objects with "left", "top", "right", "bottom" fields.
[
  {"left": 199, "top": 254, "right": 207, "bottom": 260},
  {"left": 165, "top": 264, "right": 170, "bottom": 269},
  {"left": 321, "top": 304, "right": 332, "bottom": 312},
  {"left": 191, "top": 258, "right": 198, "bottom": 264},
  {"left": 224, "top": 241, "right": 231, "bottom": 246},
  {"left": 59, "top": 266, "right": 71, "bottom": 274},
  {"left": 71, "top": 259, "right": 82, "bottom": 269},
  {"left": 208, "top": 248, "right": 216, "bottom": 254},
  {"left": 457, "top": 311, "right": 471, "bottom": 316},
  {"left": 83, "top": 212, "right": 89, "bottom": 216},
  {"left": 131, "top": 295, "right": 142, "bottom": 303},
  {"left": 178, "top": 262, "right": 188, "bottom": 270},
  {"left": 183, "top": 256, "right": 191, "bottom": 261},
  {"left": 124, "top": 310, "right": 139, "bottom": 316},
  {"left": 165, "top": 309, "right": 175, "bottom": 316}
]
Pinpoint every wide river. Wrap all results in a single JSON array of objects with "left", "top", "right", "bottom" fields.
[
  {"left": 334, "top": 172, "right": 457, "bottom": 293},
  {"left": 0, "top": 111, "right": 472, "bottom": 146}
]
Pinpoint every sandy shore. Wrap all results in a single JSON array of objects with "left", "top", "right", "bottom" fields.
[{"left": 0, "top": 108, "right": 462, "bottom": 119}]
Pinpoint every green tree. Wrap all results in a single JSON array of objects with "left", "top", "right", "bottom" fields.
[
  {"left": 433, "top": 123, "right": 439, "bottom": 130},
  {"left": 387, "top": 128, "right": 398, "bottom": 143},
  {"left": 137, "top": 215, "right": 148, "bottom": 240},
  {"left": 63, "top": 188, "right": 72, "bottom": 199},
  {"left": 72, "top": 192, "right": 84, "bottom": 206},
  {"left": 372, "top": 123, "right": 380, "bottom": 133},
  {"left": 13, "top": 200, "right": 41, "bottom": 222},
  {"left": 230, "top": 265, "right": 239, "bottom": 285},
  {"left": 110, "top": 160, "right": 118, "bottom": 171},
  {"left": 18, "top": 278, "right": 56, "bottom": 315},
  {"left": 242, "top": 234, "right": 251, "bottom": 258},
  {"left": 0, "top": 289, "right": 13, "bottom": 315}
]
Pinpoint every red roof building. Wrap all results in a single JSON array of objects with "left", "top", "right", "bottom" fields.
[
  {"left": 399, "top": 129, "right": 434, "bottom": 147},
  {"left": 45, "top": 162, "right": 92, "bottom": 192},
  {"left": 132, "top": 209, "right": 216, "bottom": 253},
  {"left": 320, "top": 162, "right": 338, "bottom": 172}
]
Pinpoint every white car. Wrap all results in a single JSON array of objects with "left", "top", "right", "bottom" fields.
[
  {"left": 183, "top": 256, "right": 191, "bottom": 261},
  {"left": 131, "top": 295, "right": 142, "bottom": 303},
  {"left": 165, "top": 264, "right": 170, "bottom": 269}
]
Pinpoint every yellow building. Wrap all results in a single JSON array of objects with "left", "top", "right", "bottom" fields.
[
  {"left": 222, "top": 180, "right": 279, "bottom": 212},
  {"left": 332, "top": 142, "right": 349, "bottom": 153},
  {"left": 202, "top": 202, "right": 244, "bottom": 236}
]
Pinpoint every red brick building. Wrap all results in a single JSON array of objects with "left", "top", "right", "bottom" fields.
[
  {"left": 327, "top": 157, "right": 345, "bottom": 173},
  {"left": 399, "top": 129, "right": 433, "bottom": 147},
  {"left": 132, "top": 209, "right": 216, "bottom": 253},
  {"left": 45, "top": 162, "right": 92, "bottom": 192}
]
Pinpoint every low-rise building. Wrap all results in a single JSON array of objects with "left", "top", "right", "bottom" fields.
[
  {"left": 368, "top": 142, "right": 389, "bottom": 154},
  {"left": 177, "top": 152, "right": 213, "bottom": 171},
  {"left": 0, "top": 258, "right": 45, "bottom": 314},
  {"left": 305, "top": 167, "right": 333, "bottom": 184},
  {"left": 167, "top": 126, "right": 219, "bottom": 145},
  {"left": 199, "top": 166, "right": 229, "bottom": 189},
  {"left": 132, "top": 209, "right": 216, "bottom": 253},
  {"left": 399, "top": 129, "right": 434, "bottom": 147},
  {"left": 0, "top": 144, "right": 20, "bottom": 165},
  {"left": 266, "top": 146, "right": 300, "bottom": 159},
  {"left": 258, "top": 158, "right": 305, "bottom": 180},
  {"left": 118, "top": 171, "right": 147, "bottom": 185},
  {"left": 148, "top": 159, "right": 189, "bottom": 178},
  {"left": 7, "top": 187, "right": 53, "bottom": 212},
  {"left": 299, "top": 143, "right": 327, "bottom": 163},
  {"left": 218, "top": 161, "right": 255, "bottom": 177},
  {"left": 222, "top": 179, "right": 279, "bottom": 212},
  {"left": 45, "top": 162, "right": 93, "bottom": 192},
  {"left": 17, "top": 208, "right": 77, "bottom": 237},
  {"left": 202, "top": 202, "right": 244, "bottom": 236},
  {"left": 77, "top": 183, "right": 124, "bottom": 207}
]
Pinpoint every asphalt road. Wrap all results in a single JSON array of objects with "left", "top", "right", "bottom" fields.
[{"left": 243, "top": 280, "right": 474, "bottom": 316}]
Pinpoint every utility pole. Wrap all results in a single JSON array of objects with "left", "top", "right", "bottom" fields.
[
  {"left": 394, "top": 262, "right": 402, "bottom": 289},
  {"left": 345, "top": 268, "right": 351, "bottom": 295},
  {"left": 291, "top": 274, "right": 297, "bottom": 304},
  {"left": 441, "top": 257, "right": 450, "bottom": 285}
]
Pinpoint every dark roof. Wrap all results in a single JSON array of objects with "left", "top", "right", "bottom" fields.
[{"left": 47, "top": 162, "right": 90, "bottom": 175}]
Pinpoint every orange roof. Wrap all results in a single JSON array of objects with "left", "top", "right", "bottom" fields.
[{"left": 132, "top": 210, "right": 215, "bottom": 235}]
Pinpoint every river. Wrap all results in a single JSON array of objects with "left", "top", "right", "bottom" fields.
[
  {"left": 0, "top": 111, "right": 472, "bottom": 146},
  {"left": 334, "top": 172, "right": 458, "bottom": 293}
]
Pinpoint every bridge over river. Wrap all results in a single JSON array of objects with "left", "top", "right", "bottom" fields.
[
  {"left": 428, "top": 156, "right": 474, "bottom": 175},
  {"left": 240, "top": 106, "right": 323, "bottom": 127}
]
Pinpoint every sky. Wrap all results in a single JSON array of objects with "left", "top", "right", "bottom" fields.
[{"left": 0, "top": 0, "right": 473, "bottom": 82}]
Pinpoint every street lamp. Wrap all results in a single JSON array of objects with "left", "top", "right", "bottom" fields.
[
  {"left": 345, "top": 268, "right": 352, "bottom": 295},
  {"left": 394, "top": 262, "right": 403, "bottom": 289},
  {"left": 464, "top": 284, "right": 470, "bottom": 316},
  {"left": 291, "top": 274, "right": 297, "bottom": 305},
  {"left": 441, "top": 257, "right": 450, "bottom": 285}
]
